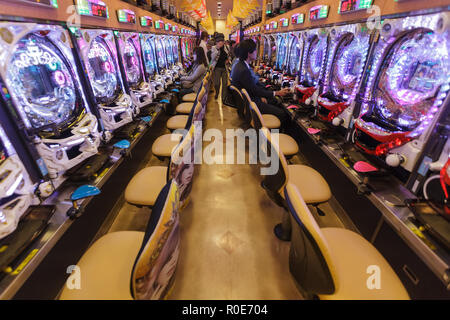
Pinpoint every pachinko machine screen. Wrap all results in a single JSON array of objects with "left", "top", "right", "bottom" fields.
[
  {"left": 7, "top": 32, "right": 82, "bottom": 133},
  {"left": 85, "top": 36, "right": 121, "bottom": 105},
  {"left": 122, "top": 37, "right": 142, "bottom": 89},
  {"left": 354, "top": 12, "right": 450, "bottom": 170}
]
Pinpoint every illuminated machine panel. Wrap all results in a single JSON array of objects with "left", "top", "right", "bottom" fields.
[
  {"left": 14, "top": 0, "right": 58, "bottom": 8},
  {"left": 155, "top": 20, "right": 164, "bottom": 30},
  {"left": 299, "top": 28, "right": 329, "bottom": 87},
  {"left": 140, "top": 16, "right": 153, "bottom": 27},
  {"left": 140, "top": 34, "right": 158, "bottom": 80},
  {"left": 338, "top": 0, "right": 373, "bottom": 14},
  {"left": 317, "top": 23, "right": 372, "bottom": 125},
  {"left": 164, "top": 37, "right": 174, "bottom": 66},
  {"left": 117, "top": 9, "right": 136, "bottom": 24},
  {"left": 287, "top": 32, "right": 303, "bottom": 76},
  {"left": 309, "top": 5, "right": 329, "bottom": 21},
  {"left": 117, "top": 33, "right": 143, "bottom": 90},
  {"left": 291, "top": 13, "right": 305, "bottom": 25},
  {"left": 0, "top": 23, "right": 100, "bottom": 178},
  {"left": 354, "top": 12, "right": 450, "bottom": 172},
  {"left": 155, "top": 37, "right": 168, "bottom": 70},
  {"left": 276, "top": 34, "right": 288, "bottom": 70},
  {"left": 269, "top": 35, "right": 277, "bottom": 66},
  {"left": 280, "top": 18, "right": 289, "bottom": 28},
  {"left": 263, "top": 36, "right": 270, "bottom": 63},
  {"left": 75, "top": 0, "right": 108, "bottom": 18}
]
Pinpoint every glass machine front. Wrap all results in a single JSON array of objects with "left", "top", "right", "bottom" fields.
[
  {"left": 287, "top": 33, "right": 302, "bottom": 76},
  {"left": 263, "top": 36, "right": 271, "bottom": 64},
  {"left": 76, "top": 28, "right": 133, "bottom": 133},
  {"left": 269, "top": 35, "right": 277, "bottom": 67},
  {"left": 276, "top": 34, "right": 288, "bottom": 71},
  {"left": 155, "top": 36, "right": 168, "bottom": 71},
  {"left": 317, "top": 24, "right": 371, "bottom": 125},
  {"left": 141, "top": 35, "right": 158, "bottom": 81},
  {"left": 171, "top": 37, "right": 179, "bottom": 64},
  {"left": 0, "top": 23, "right": 100, "bottom": 180},
  {"left": 164, "top": 37, "right": 174, "bottom": 67},
  {"left": 121, "top": 36, "right": 143, "bottom": 91},
  {"left": 301, "top": 30, "right": 328, "bottom": 87},
  {"left": 85, "top": 36, "right": 122, "bottom": 105},
  {"left": 354, "top": 13, "right": 450, "bottom": 173}
]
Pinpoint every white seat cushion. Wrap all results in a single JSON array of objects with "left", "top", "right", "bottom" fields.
[
  {"left": 59, "top": 231, "right": 144, "bottom": 300},
  {"left": 282, "top": 165, "right": 331, "bottom": 204},
  {"left": 319, "top": 228, "right": 410, "bottom": 300},
  {"left": 182, "top": 93, "right": 197, "bottom": 102},
  {"left": 167, "top": 115, "right": 188, "bottom": 130},
  {"left": 152, "top": 133, "right": 183, "bottom": 157},
  {"left": 125, "top": 166, "right": 167, "bottom": 206}
]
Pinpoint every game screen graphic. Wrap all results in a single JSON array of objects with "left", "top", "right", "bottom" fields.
[
  {"left": 155, "top": 39, "right": 167, "bottom": 70},
  {"left": 372, "top": 30, "right": 448, "bottom": 132},
  {"left": 7, "top": 33, "right": 79, "bottom": 131},
  {"left": 303, "top": 35, "right": 327, "bottom": 86},
  {"left": 86, "top": 36, "right": 121, "bottom": 105},
  {"left": 329, "top": 32, "right": 370, "bottom": 100},
  {"left": 122, "top": 38, "right": 142, "bottom": 90},
  {"left": 288, "top": 36, "right": 301, "bottom": 75},
  {"left": 142, "top": 38, "right": 157, "bottom": 78},
  {"left": 276, "top": 36, "right": 287, "bottom": 70}
]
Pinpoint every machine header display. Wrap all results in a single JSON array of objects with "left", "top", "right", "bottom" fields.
[
  {"left": 140, "top": 16, "right": 153, "bottom": 27},
  {"left": 280, "top": 18, "right": 289, "bottom": 27},
  {"left": 338, "top": 0, "right": 373, "bottom": 14},
  {"left": 15, "top": 0, "right": 58, "bottom": 8},
  {"left": 75, "top": 0, "right": 108, "bottom": 18},
  {"left": 155, "top": 20, "right": 163, "bottom": 29},
  {"left": 309, "top": 5, "right": 329, "bottom": 21},
  {"left": 165, "top": 23, "right": 171, "bottom": 31},
  {"left": 117, "top": 9, "right": 136, "bottom": 24},
  {"left": 291, "top": 13, "right": 304, "bottom": 25},
  {"left": 271, "top": 21, "right": 278, "bottom": 29}
]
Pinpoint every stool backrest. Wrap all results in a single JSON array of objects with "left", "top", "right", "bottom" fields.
[
  {"left": 168, "top": 124, "right": 195, "bottom": 209},
  {"left": 260, "top": 128, "right": 289, "bottom": 198},
  {"left": 185, "top": 85, "right": 206, "bottom": 129},
  {"left": 130, "top": 179, "right": 181, "bottom": 299},
  {"left": 284, "top": 183, "right": 336, "bottom": 295},
  {"left": 228, "top": 85, "right": 248, "bottom": 122},
  {"left": 241, "top": 89, "right": 265, "bottom": 130}
]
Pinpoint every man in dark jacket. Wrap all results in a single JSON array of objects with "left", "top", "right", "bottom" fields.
[{"left": 230, "top": 39, "right": 290, "bottom": 124}]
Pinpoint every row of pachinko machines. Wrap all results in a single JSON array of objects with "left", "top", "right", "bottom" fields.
[
  {"left": 257, "top": 11, "right": 450, "bottom": 280},
  {"left": 0, "top": 18, "right": 195, "bottom": 277}
]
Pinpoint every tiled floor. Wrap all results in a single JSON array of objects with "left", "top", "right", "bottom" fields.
[{"left": 106, "top": 87, "right": 354, "bottom": 300}]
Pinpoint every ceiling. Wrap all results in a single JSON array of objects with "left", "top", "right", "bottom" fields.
[{"left": 175, "top": 0, "right": 262, "bottom": 21}]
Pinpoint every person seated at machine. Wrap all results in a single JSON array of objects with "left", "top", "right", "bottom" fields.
[
  {"left": 178, "top": 47, "right": 208, "bottom": 97},
  {"left": 230, "top": 39, "right": 290, "bottom": 125}
]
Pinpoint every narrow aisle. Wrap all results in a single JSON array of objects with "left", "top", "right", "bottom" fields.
[{"left": 170, "top": 95, "right": 302, "bottom": 300}]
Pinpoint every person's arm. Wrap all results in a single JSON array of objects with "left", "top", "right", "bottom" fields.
[
  {"left": 200, "top": 42, "right": 209, "bottom": 64},
  {"left": 239, "top": 65, "right": 273, "bottom": 100},
  {"left": 182, "top": 64, "right": 206, "bottom": 83},
  {"left": 210, "top": 47, "right": 219, "bottom": 69}
]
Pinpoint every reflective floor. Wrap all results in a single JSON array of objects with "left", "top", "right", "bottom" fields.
[{"left": 105, "top": 87, "right": 353, "bottom": 300}]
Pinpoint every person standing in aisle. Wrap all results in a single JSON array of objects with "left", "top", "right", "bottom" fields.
[
  {"left": 210, "top": 33, "right": 229, "bottom": 100},
  {"left": 199, "top": 31, "right": 209, "bottom": 64}
]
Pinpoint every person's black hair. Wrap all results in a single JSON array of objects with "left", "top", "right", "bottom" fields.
[
  {"left": 236, "top": 39, "right": 257, "bottom": 61},
  {"left": 200, "top": 31, "right": 208, "bottom": 40},
  {"left": 193, "top": 46, "right": 208, "bottom": 68}
]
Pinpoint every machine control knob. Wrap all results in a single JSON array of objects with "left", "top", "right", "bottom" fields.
[
  {"left": 332, "top": 117, "right": 344, "bottom": 126},
  {"left": 386, "top": 153, "right": 405, "bottom": 167}
]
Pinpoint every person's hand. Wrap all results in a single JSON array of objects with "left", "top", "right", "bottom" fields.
[
  {"left": 261, "top": 97, "right": 268, "bottom": 104},
  {"left": 275, "top": 88, "right": 290, "bottom": 97}
]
